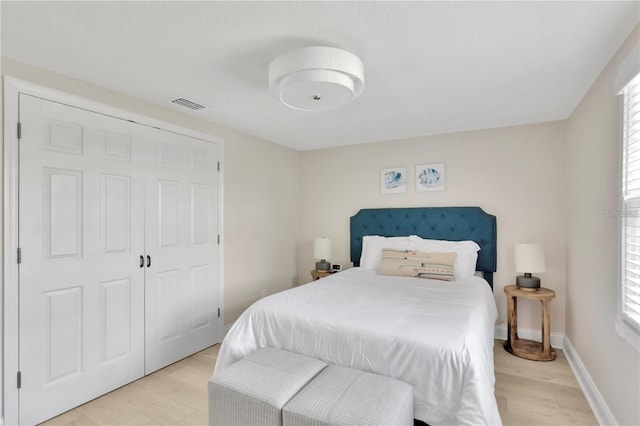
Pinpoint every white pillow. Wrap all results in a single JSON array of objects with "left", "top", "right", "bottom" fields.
[
  {"left": 360, "top": 236, "right": 414, "bottom": 271},
  {"left": 409, "top": 236, "right": 480, "bottom": 280}
]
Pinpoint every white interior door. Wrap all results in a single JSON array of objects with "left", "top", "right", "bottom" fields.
[
  {"left": 143, "top": 128, "right": 220, "bottom": 373},
  {"left": 18, "top": 94, "right": 145, "bottom": 425}
]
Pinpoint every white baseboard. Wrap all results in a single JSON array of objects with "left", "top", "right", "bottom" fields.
[
  {"left": 563, "top": 337, "right": 617, "bottom": 426},
  {"left": 494, "top": 325, "right": 565, "bottom": 349}
]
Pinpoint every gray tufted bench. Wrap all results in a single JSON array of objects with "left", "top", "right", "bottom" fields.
[
  {"left": 209, "top": 348, "right": 414, "bottom": 426},
  {"left": 208, "top": 348, "right": 327, "bottom": 426}
]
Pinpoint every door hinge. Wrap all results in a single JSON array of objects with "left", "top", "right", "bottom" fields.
[
  {"left": 217, "top": 161, "right": 220, "bottom": 172},
  {"left": 17, "top": 122, "right": 22, "bottom": 139},
  {"left": 217, "top": 307, "right": 221, "bottom": 318},
  {"left": 17, "top": 248, "right": 22, "bottom": 264},
  {"left": 217, "top": 235, "right": 220, "bottom": 245},
  {"left": 17, "top": 371, "right": 21, "bottom": 389}
]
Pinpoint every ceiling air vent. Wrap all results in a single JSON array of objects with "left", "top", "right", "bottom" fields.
[{"left": 167, "top": 97, "right": 206, "bottom": 111}]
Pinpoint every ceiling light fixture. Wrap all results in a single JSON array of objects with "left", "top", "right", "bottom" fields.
[{"left": 268, "top": 46, "right": 365, "bottom": 111}]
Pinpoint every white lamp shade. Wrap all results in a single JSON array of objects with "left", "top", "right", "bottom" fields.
[
  {"left": 514, "top": 243, "right": 546, "bottom": 273},
  {"left": 313, "top": 237, "right": 331, "bottom": 260}
]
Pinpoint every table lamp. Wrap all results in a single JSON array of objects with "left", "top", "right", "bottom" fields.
[
  {"left": 515, "top": 243, "right": 546, "bottom": 291},
  {"left": 314, "top": 237, "right": 331, "bottom": 271}
]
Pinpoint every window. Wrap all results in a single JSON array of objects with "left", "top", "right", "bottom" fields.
[{"left": 621, "top": 71, "right": 640, "bottom": 331}]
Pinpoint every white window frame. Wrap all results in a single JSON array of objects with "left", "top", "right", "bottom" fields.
[{"left": 616, "top": 44, "right": 640, "bottom": 353}]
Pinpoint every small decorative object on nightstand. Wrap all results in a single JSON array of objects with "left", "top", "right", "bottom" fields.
[
  {"left": 311, "top": 270, "right": 334, "bottom": 281},
  {"left": 504, "top": 285, "right": 556, "bottom": 361}
]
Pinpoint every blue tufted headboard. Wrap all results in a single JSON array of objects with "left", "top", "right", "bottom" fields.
[{"left": 350, "top": 207, "right": 497, "bottom": 288}]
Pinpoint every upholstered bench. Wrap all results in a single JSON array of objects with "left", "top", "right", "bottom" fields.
[
  {"left": 283, "top": 365, "right": 414, "bottom": 426},
  {"left": 209, "top": 347, "right": 414, "bottom": 426},
  {"left": 209, "top": 348, "right": 327, "bottom": 426}
]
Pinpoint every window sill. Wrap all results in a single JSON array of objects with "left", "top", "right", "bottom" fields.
[{"left": 615, "top": 314, "right": 640, "bottom": 353}]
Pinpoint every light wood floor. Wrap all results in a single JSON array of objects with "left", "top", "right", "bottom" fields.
[
  {"left": 41, "top": 340, "right": 596, "bottom": 425},
  {"left": 493, "top": 340, "right": 597, "bottom": 425}
]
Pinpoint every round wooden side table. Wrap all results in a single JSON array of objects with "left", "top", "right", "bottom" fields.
[
  {"left": 310, "top": 269, "right": 334, "bottom": 281},
  {"left": 503, "top": 284, "right": 556, "bottom": 361}
]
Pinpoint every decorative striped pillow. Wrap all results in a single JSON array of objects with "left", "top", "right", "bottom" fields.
[{"left": 378, "top": 249, "right": 457, "bottom": 281}]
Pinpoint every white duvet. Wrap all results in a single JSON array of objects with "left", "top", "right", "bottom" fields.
[{"left": 214, "top": 268, "right": 501, "bottom": 425}]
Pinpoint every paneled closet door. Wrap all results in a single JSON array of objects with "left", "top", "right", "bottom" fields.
[
  {"left": 18, "top": 94, "right": 146, "bottom": 425},
  {"left": 142, "top": 127, "right": 219, "bottom": 374}
]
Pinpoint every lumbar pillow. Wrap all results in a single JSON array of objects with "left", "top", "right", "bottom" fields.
[
  {"left": 409, "top": 236, "right": 480, "bottom": 280},
  {"left": 378, "top": 249, "right": 457, "bottom": 281}
]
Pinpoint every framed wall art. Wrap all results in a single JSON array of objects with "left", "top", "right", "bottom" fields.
[
  {"left": 380, "top": 167, "right": 407, "bottom": 194},
  {"left": 416, "top": 163, "right": 445, "bottom": 192}
]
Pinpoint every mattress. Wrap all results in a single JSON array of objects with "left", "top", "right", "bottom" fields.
[{"left": 214, "top": 267, "right": 501, "bottom": 425}]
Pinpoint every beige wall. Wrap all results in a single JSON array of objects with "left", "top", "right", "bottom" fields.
[
  {"left": 299, "top": 122, "right": 568, "bottom": 333},
  {"left": 223, "top": 128, "right": 301, "bottom": 322},
  {"left": 0, "top": 56, "right": 301, "bottom": 328},
  {"left": 566, "top": 25, "right": 640, "bottom": 425}
]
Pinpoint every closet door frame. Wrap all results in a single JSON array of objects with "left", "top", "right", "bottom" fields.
[{"left": 2, "top": 77, "right": 225, "bottom": 425}]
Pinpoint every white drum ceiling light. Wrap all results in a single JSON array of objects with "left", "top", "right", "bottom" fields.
[{"left": 268, "top": 46, "right": 365, "bottom": 111}]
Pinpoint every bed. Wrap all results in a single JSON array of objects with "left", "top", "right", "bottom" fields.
[{"left": 214, "top": 207, "right": 501, "bottom": 425}]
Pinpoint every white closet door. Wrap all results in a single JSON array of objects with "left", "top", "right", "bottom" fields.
[
  {"left": 143, "top": 128, "right": 219, "bottom": 373},
  {"left": 18, "top": 95, "right": 145, "bottom": 425}
]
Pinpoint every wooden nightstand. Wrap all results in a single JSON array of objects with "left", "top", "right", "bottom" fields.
[
  {"left": 311, "top": 270, "right": 334, "bottom": 281},
  {"left": 504, "top": 285, "right": 556, "bottom": 361}
]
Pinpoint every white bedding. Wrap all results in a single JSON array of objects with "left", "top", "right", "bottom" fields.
[{"left": 214, "top": 267, "right": 501, "bottom": 425}]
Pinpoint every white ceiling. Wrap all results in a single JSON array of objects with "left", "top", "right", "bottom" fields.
[{"left": 2, "top": 1, "right": 639, "bottom": 151}]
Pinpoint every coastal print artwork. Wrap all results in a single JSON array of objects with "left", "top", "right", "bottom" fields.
[
  {"left": 380, "top": 167, "right": 407, "bottom": 194},
  {"left": 416, "top": 163, "right": 445, "bottom": 192}
]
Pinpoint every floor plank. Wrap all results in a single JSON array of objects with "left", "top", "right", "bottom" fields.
[{"left": 40, "top": 340, "right": 597, "bottom": 425}]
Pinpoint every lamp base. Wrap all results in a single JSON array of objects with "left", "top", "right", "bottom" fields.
[
  {"left": 516, "top": 274, "right": 540, "bottom": 291},
  {"left": 315, "top": 260, "right": 331, "bottom": 271}
]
